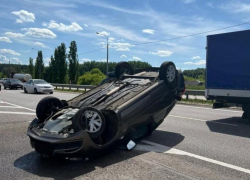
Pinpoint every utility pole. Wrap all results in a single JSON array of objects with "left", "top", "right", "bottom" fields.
[
  {"left": 9, "top": 57, "right": 10, "bottom": 78},
  {"left": 96, "top": 32, "right": 109, "bottom": 75}
]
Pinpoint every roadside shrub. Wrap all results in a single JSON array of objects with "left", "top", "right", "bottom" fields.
[{"left": 77, "top": 68, "right": 106, "bottom": 85}]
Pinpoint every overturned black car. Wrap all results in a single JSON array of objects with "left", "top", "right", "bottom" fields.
[{"left": 27, "top": 61, "right": 185, "bottom": 158}]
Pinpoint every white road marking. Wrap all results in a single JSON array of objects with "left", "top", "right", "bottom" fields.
[
  {"left": 169, "top": 115, "right": 238, "bottom": 126},
  {"left": 137, "top": 140, "right": 250, "bottom": 175},
  {"left": 0, "top": 111, "right": 35, "bottom": 115},
  {"left": 176, "top": 104, "right": 242, "bottom": 113},
  {"left": 0, "top": 101, "right": 35, "bottom": 112},
  {"left": 0, "top": 106, "right": 23, "bottom": 108}
]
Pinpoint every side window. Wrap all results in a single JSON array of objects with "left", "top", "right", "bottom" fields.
[
  {"left": 26, "top": 80, "right": 30, "bottom": 84},
  {"left": 31, "top": 80, "right": 34, "bottom": 85}
]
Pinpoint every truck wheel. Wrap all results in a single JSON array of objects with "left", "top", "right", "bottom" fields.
[
  {"left": 159, "top": 61, "right": 177, "bottom": 89},
  {"left": 36, "top": 97, "right": 64, "bottom": 121},
  {"left": 72, "top": 107, "right": 106, "bottom": 139},
  {"left": 242, "top": 104, "right": 250, "bottom": 121},
  {"left": 115, "top": 62, "right": 132, "bottom": 78}
]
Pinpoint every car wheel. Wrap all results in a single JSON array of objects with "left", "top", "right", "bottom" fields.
[
  {"left": 36, "top": 97, "right": 64, "bottom": 121},
  {"left": 50, "top": 92, "right": 53, "bottom": 94},
  {"left": 34, "top": 88, "right": 38, "bottom": 94},
  {"left": 24, "top": 87, "right": 27, "bottom": 93},
  {"left": 72, "top": 107, "right": 106, "bottom": 139},
  {"left": 115, "top": 62, "right": 132, "bottom": 78},
  {"left": 4, "top": 86, "right": 6, "bottom": 89},
  {"left": 159, "top": 61, "right": 177, "bottom": 89}
]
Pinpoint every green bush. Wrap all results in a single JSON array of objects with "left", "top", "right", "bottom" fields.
[{"left": 77, "top": 68, "right": 106, "bottom": 85}]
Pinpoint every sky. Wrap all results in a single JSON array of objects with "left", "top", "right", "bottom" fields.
[{"left": 0, "top": 0, "right": 250, "bottom": 70}]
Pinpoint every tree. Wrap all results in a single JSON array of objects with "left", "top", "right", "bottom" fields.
[
  {"left": 68, "top": 41, "right": 79, "bottom": 84},
  {"left": 28, "top": 57, "right": 34, "bottom": 77},
  {"left": 77, "top": 68, "right": 106, "bottom": 85},
  {"left": 34, "top": 51, "right": 44, "bottom": 79},
  {"left": 57, "top": 43, "right": 67, "bottom": 83}
]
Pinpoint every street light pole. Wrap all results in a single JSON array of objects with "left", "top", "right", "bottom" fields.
[{"left": 96, "top": 32, "right": 109, "bottom": 75}]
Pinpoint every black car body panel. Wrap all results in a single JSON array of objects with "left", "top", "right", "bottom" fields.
[{"left": 27, "top": 62, "right": 185, "bottom": 158}]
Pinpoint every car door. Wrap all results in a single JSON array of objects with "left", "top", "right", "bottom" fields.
[
  {"left": 25, "top": 80, "right": 31, "bottom": 91},
  {"left": 30, "top": 80, "right": 35, "bottom": 92},
  {"left": 5, "top": 79, "right": 11, "bottom": 88}
]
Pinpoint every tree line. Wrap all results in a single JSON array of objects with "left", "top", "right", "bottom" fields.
[
  {"left": 0, "top": 41, "right": 152, "bottom": 85},
  {"left": 183, "top": 68, "right": 205, "bottom": 82}
]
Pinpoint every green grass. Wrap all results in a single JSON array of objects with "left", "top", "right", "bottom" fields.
[
  {"left": 179, "top": 98, "right": 214, "bottom": 106},
  {"left": 55, "top": 88, "right": 85, "bottom": 93},
  {"left": 186, "top": 85, "right": 205, "bottom": 90}
]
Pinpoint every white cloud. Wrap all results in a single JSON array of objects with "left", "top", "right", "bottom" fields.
[
  {"left": 97, "top": 59, "right": 106, "bottom": 62},
  {"left": 96, "top": 31, "right": 110, "bottom": 36},
  {"left": 142, "top": 29, "right": 155, "bottom": 34},
  {"left": 82, "top": 58, "right": 91, "bottom": 62},
  {"left": 0, "top": 37, "right": 12, "bottom": 43},
  {"left": 184, "top": 60, "right": 206, "bottom": 65},
  {"left": 22, "top": 28, "right": 57, "bottom": 38},
  {"left": 149, "top": 50, "right": 173, "bottom": 57},
  {"left": 4, "top": 32, "right": 25, "bottom": 38},
  {"left": 84, "top": 24, "right": 88, "bottom": 27},
  {"left": 109, "top": 37, "right": 115, "bottom": 42},
  {"left": 182, "top": 0, "right": 196, "bottom": 4},
  {"left": 11, "top": 10, "right": 35, "bottom": 23},
  {"left": 120, "top": 54, "right": 127, "bottom": 58},
  {"left": 43, "top": 20, "right": 83, "bottom": 32},
  {"left": 207, "top": 2, "right": 214, "bottom": 8},
  {"left": 129, "top": 56, "right": 141, "bottom": 61},
  {"left": 220, "top": 2, "right": 250, "bottom": 14},
  {"left": 34, "top": 42, "right": 47, "bottom": 48},
  {"left": 44, "top": 57, "right": 50, "bottom": 66},
  {"left": 191, "top": 56, "right": 201, "bottom": 59},
  {"left": 11, "top": 57, "right": 20, "bottom": 63},
  {"left": 0, "top": 55, "right": 8, "bottom": 62},
  {"left": 116, "top": 47, "right": 130, "bottom": 51},
  {"left": 0, "top": 49, "right": 21, "bottom": 56}
]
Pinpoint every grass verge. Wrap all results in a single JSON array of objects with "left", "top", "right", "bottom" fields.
[
  {"left": 55, "top": 88, "right": 85, "bottom": 93},
  {"left": 178, "top": 98, "right": 214, "bottom": 106}
]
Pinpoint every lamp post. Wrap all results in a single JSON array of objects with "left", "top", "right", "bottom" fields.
[
  {"left": 96, "top": 32, "right": 109, "bottom": 75},
  {"left": 31, "top": 48, "right": 41, "bottom": 79}
]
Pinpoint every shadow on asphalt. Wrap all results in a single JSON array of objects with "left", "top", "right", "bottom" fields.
[
  {"left": 206, "top": 117, "right": 250, "bottom": 138},
  {"left": 14, "top": 130, "right": 184, "bottom": 180}
]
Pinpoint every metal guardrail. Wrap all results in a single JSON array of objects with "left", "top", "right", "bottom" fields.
[
  {"left": 51, "top": 83, "right": 96, "bottom": 91},
  {"left": 51, "top": 83, "right": 205, "bottom": 99},
  {"left": 184, "top": 90, "right": 205, "bottom": 100}
]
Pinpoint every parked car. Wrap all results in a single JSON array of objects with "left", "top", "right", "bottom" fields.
[
  {"left": 0, "top": 78, "right": 8, "bottom": 84},
  {"left": 23, "top": 79, "right": 54, "bottom": 94},
  {"left": 3, "top": 78, "right": 23, "bottom": 89},
  {"left": 27, "top": 61, "right": 185, "bottom": 158}
]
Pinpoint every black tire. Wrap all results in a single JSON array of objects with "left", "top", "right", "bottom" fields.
[
  {"left": 50, "top": 92, "right": 53, "bottom": 94},
  {"left": 72, "top": 107, "right": 106, "bottom": 139},
  {"left": 36, "top": 96, "right": 64, "bottom": 121},
  {"left": 115, "top": 62, "right": 132, "bottom": 78},
  {"left": 4, "top": 86, "right": 6, "bottom": 89},
  {"left": 34, "top": 88, "right": 38, "bottom": 94},
  {"left": 159, "top": 61, "right": 177, "bottom": 90},
  {"left": 24, "top": 87, "right": 27, "bottom": 93},
  {"left": 242, "top": 104, "right": 250, "bottom": 120}
]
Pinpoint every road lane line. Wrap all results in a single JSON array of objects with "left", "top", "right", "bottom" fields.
[
  {"left": 139, "top": 140, "right": 250, "bottom": 175},
  {"left": 176, "top": 104, "right": 242, "bottom": 113},
  {"left": 0, "top": 101, "right": 35, "bottom": 112},
  {"left": 0, "top": 106, "right": 23, "bottom": 108},
  {"left": 168, "top": 115, "right": 238, "bottom": 126},
  {"left": 0, "top": 111, "right": 35, "bottom": 115}
]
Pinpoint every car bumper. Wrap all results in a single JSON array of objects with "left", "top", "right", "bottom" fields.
[
  {"left": 38, "top": 88, "right": 54, "bottom": 93},
  {"left": 27, "top": 119, "right": 117, "bottom": 157}
]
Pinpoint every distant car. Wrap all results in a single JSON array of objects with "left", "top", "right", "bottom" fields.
[
  {"left": 0, "top": 78, "right": 8, "bottom": 84},
  {"left": 3, "top": 78, "right": 23, "bottom": 89},
  {"left": 23, "top": 79, "right": 54, "bottom": 94},
  {"left": 27, "top": 61, "right": 185, "bottom": 158}
]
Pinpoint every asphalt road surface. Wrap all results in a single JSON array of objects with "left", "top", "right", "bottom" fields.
[{"left": 0, "top": 88, "right": 250, "bottom": 180}]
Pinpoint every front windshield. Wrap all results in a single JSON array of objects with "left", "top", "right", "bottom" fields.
[
  {"left": 34, "top": 80, "right": 48, "bottom": 84},
  {"left": 10, "top": 79, "right": 22, "bottom": 83}
]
